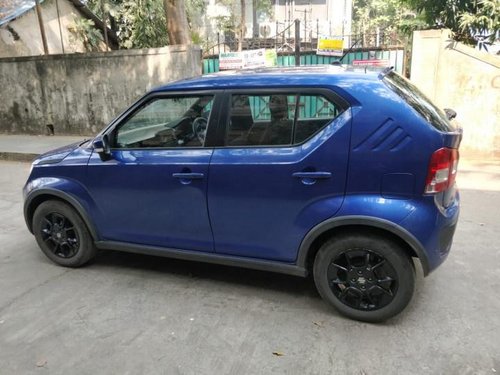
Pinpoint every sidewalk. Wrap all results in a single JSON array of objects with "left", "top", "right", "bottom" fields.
[{"left": 0, "top": 135, "right": 87, "bottom": 161}]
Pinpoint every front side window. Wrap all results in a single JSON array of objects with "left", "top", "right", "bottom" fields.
[
  {"left": 226, "top": 92, "right": 344, "bottom": 147},
  {"left": 115, "top": 95, "right": 214, "bottom": 148}
]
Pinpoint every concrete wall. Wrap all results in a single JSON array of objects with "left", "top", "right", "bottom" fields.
[
  {"left": 0, "top": 45, "right": 202, "bottom": 135},
  {"left": 411, "top": 29, "right": 500, "bottom": 158},
  {"left": 0, "top": 0, "right": 89, "bottom": 58}
]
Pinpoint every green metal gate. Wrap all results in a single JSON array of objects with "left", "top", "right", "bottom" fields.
[{"left": 203, "top": 49, "right": 404, "bottom": 75}]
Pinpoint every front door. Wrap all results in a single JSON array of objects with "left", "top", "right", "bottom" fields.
[{"left": 86, "top": 93, "right": 217, "bottom": 252}]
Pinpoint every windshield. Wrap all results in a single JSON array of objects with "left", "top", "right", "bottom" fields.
[{"left": 382, "top": 71, "right": 457, "bottom": 132}]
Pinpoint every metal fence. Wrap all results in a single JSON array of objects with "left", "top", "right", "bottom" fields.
[{"left": 203, "top": 21, "right": 403, "bottom": 57}]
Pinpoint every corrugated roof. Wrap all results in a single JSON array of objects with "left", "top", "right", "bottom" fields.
[{"left": 0, "top": 0, "right": 45, "bottom": 26}]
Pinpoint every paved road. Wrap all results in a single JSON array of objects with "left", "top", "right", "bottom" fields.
[
  {"left": 0, "top": 161, "right": 499, "bottom": 374},
  {"left": 0, "top": 135, "right": 86, "bottom": 155}
]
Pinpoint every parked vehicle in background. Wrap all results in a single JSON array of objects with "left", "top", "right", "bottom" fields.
[{"left": 23, "top": 66, "right": 462, "bottom": 322}]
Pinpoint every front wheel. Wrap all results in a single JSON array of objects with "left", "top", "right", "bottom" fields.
[
  {"left": 313, "top": 234, "right": 415, "bottom": 322},
  {"left": 32, "top": 200, "right": 97, "bottom": 267}
]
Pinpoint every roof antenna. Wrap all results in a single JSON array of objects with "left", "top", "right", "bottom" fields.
[{"left": 331, "top": 37, "right": 361, "bottom": 65}]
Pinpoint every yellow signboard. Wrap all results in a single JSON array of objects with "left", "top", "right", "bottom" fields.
[{"left": 317, "top": 38, "right": 344, "bottom": 56}]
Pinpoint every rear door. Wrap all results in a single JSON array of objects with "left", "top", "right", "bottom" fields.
[{"left": 207, "top": 89, "right": 352, "bottom": 262}]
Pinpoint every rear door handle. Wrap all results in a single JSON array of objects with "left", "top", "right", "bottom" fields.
[
  {"left": 172, "top": 173, "right": 204, "bottom": 179},
  {"left": 292, "top": 172, "right": 332, "bottom": 179},
  {"left": 293, "top": 171, "right": 332, "bottom": 185}
]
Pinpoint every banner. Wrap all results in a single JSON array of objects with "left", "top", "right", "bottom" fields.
[
  {"left": 242, "top": 49, "right": 266, "bottom": 69},
  {"left": 219, "top": 52, "right": 244, "bottom": 70},
  {"left": 219, "top": 49, "right": 277, "bottom": 70},
  {"left": 352, "top": 59, "right": 391, "bottom": 67},
  {"left": 264, "top": 49, "right": 278, "bottom": 67}
]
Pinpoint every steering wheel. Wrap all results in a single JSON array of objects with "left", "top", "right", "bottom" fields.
[{"left": 192, "top": 117, "right": 208, "bottom": 144}]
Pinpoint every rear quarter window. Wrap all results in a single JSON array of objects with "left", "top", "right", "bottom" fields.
[{"left": 382, "top": 71, "right": 458, "bottom": 132}]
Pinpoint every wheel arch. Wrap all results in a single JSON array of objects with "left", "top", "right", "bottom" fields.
[
  {"left": 24, "top": 189, "right": 99, "bottom": 241},
  {"left": 296, "top": 216, "right": 430, "bottom": 276}
]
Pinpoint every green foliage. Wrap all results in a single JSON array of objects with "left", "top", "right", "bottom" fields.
[
  {"left": 190, "top": 30, "right": 204, "bottom": 46},
  {"left": 80, "top": 0, "right": 207, "bottom": 48},
  {"left": 185, "top": 0, "right": 207, "bottom": 30},
  {"left": 400, "top": 0, "right": 500, "bottom": 44},
  {"left": 115, "top": 0, "right": 169, "bottom": 48},
  {"left": 68, "top": 17, "right": 103, "bottom": 52},
  {"left": 210, "top": 0, "right": 273, "bottom": 35},
  {"left": 353, "top": 0, "right": 425, "bottom": 34},
  {"left": 459, "top": 0, "right": 500, "bottom": 44},
  {"left": 255, "top": 0, "right": 273, "bottom": 22},
  {"left": 85, "top": 0, "right": 169, "bottom": 48},
  {"left": 213, "top": 14, "right": 237, "bottom": 34}
]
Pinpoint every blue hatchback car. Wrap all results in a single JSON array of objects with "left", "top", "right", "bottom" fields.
[{"left": 23, "top": 66, "right": 461, "bottom": 322}]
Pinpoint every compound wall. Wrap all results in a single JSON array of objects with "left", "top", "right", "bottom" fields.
[
  {"left": 411, "top": 29, "right": 500, "bottom": 158},
  {"left": 0, "top": 45, "right": 202, "bottom": 135}
]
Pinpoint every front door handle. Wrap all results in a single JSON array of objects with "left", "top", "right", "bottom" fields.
[
  {"left": 292, "top": 171, "right": 332, "bottom": 185},
  {"left": 172, "top": 172, "right": 204, "bottom": 179}
]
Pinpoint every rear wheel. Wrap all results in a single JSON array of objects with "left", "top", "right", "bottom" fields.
[
  {"left": 313, "top": 234, "right": 415, "bottom": 322},
  {"left": 33, "top": 200, "right": 97, "bottom": 267}
]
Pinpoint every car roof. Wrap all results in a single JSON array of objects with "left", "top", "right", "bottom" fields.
[{"left": 151, "top": 65, "right": 383, "bottom": 92}]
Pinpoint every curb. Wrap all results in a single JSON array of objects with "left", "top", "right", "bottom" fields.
[{"left": 0, "top": 152, "right": 39, "bottom": 162}]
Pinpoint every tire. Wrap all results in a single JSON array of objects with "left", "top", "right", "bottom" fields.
[
  {"left": 32, "top": 200, "right": 97, "bottom": 267},
  {"left": 313, "top": 233, "right": 415, "bottom": 323}
]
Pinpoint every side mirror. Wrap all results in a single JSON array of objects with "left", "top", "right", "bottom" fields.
[
  {"left": 93, "top": 134, "right": 111, "bottom": 161},
  {"left": 444, "top": 108, "right": 457, "bottom": 120}
]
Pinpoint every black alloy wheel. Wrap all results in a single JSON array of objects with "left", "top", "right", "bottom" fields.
[
  {"left": 33, "top": 200, "right": 97, "bottom": 267},
  {"left": 327, "top": 249, "right": 398, "bottom": 311},
  {"left": 314, "top": 234, "right": 415, "bottom": 322},
  {"left": 40, "top": 212, "right": 80, "bottom": 259}
]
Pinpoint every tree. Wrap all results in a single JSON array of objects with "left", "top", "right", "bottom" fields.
[
  {"left": 68, "top": 17, "right": 104, "bottom": 52},
  {"left": 164, "top": 0, "right": 190, "bottom": 45},
  {"left": 83, "top": 0, "right": 200, "bottom": 48},
  {"left": 85, "top": 0, "right": 169, "bottom": 48},
  {"left": 400, "top": 0, "right": 500, "bottom": 44},
  {"left": 352, "top": 0, "right": 422, "bottom": 45},
  {"left": 211, "top": 0, "right": 272, "bottom": 51},
  {"left": 238, "top": 0, "right": 246, "bottom": 51},
  {"left": 459, "top": 0, "right": 500, "bottom": 47}
]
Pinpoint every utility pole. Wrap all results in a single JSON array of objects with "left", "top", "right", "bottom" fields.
[
  {"left": 295, "top": 8, "right": 307, "bottom": 46},
  {"left": 34, "top": 0, "right": 48, "bottom": 54},
  {"left": 294, "top": 19, "right": 300, "bottom": 66}
]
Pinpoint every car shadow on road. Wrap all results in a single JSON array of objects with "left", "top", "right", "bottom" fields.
[
  {"left": 76, "top": 249, "right": 426, "bottom": 324},
  {"left": 92, "top": 249, "right": 322, "bottom": 300}
]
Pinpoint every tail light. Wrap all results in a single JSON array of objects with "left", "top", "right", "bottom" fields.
[{"left": 425, "top": 147, "right": 459, "bottom": 194}]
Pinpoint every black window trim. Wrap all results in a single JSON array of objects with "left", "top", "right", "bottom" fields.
[
  {"left": 99, "top": 90, "right": 225, "bottom": 150},
  {"left": 214, "top": 87, "right": 350, "bottom": 149}
]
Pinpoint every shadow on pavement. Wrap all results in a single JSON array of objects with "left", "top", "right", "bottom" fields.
[{"left": 92, "top": 249, "right": 321, "bottom": 299}]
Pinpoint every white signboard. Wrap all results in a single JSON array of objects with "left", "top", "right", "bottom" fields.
[
  {"left": 219, "top": 49, "right": 271, "bottom": 70},
  {"left": 242, "top": 49, "right": 266, "bottom": 69}
]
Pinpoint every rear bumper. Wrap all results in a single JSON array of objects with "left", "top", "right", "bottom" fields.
[{"left": 399, "top": 191, "right": 460, "bottom": 274}]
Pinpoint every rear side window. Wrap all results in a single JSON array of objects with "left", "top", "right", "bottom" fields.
[
  {"left": 295, "top": 95, "right": 341, "bottom": 143},
  {"left": 382, "top": 71, "right": 457, "bottom": 132},
  {"left": 226, "top": 93, "right": 344, "bottom": 146}
]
